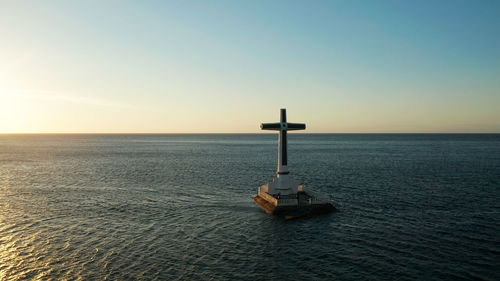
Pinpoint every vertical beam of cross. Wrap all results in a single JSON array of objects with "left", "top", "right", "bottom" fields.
[{"left": 261, "top": 108, "right": 306, "bottom": 175}]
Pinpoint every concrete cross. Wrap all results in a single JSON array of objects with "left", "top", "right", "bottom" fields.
[{"left": 261, "top": 108, "right": 305, "bottom": 175}]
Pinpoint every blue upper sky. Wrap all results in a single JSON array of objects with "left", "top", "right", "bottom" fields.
[{"left": 0, "top": 0, "right": 499, "bottom": 132}]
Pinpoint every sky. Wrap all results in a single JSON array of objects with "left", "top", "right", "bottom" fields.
[{"left": 0, "top": 0, "right": 499, "bottom": 133}]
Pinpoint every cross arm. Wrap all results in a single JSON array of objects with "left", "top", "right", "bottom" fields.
[
  {"left": 286, "top": 123, "right": 306, "bottom": 130},
  {"left": 261, "top": 123, "right": 281, "bottom": 130}
]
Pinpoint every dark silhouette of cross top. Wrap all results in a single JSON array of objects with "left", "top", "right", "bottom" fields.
[{"left": 261, "top": 108, "right": 306, "bottom": 175}]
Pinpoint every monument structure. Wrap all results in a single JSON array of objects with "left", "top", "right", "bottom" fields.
[{"left": 253, "top": 108, "right": 335, "bottom": 218}]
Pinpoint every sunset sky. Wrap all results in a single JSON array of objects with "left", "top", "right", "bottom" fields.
[{"left": 1, "top": 0, "right": 499, "bottom": 133}]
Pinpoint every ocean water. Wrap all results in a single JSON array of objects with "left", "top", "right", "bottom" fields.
[{"left": 0, "top": 134, "right": 499, "bottom": 280}]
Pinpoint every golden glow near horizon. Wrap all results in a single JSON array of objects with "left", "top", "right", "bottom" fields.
[{"left": 1, "top": 1, "right": 499, "bottom": 133}]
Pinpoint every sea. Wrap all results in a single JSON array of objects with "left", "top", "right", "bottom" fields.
[{"left": 0, "top": 134, "right": 499, "bottom": 280}]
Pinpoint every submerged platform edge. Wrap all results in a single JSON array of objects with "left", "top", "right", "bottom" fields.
[{"left": 253, "top": 195, "right": 335, "bottom": 216}]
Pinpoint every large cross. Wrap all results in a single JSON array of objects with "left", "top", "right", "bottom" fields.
[{"left": 261, "top": 108, "right": 305, "bottom": 176}]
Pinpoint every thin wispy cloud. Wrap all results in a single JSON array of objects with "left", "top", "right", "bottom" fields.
[
  {"left": 1, "top": 54, "right": 139, "bottom": 110},
  {"left": 6, "top": 88, "right": 140, "bottom": 109}
]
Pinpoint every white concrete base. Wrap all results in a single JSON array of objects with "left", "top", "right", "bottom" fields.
[{"left": 259, "top": 174, "right": 303, "bottom": 195}]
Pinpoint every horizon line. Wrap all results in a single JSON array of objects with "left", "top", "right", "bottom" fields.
[{"left": 1, "top": 132, "right": 499, "bottom": 135}]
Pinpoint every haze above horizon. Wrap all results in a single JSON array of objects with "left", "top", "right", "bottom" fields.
[{"left": 1, "top": 0, "right": 499, "bottom": 133}]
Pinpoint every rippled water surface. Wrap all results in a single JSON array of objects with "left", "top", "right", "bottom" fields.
[{"left": 0, "top": 134, "right": 499, "bottom": 280}]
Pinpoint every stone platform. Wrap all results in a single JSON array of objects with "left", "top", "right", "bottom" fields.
[{"left": 253, "top": 187, "right": 335, "bottom": 216}]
